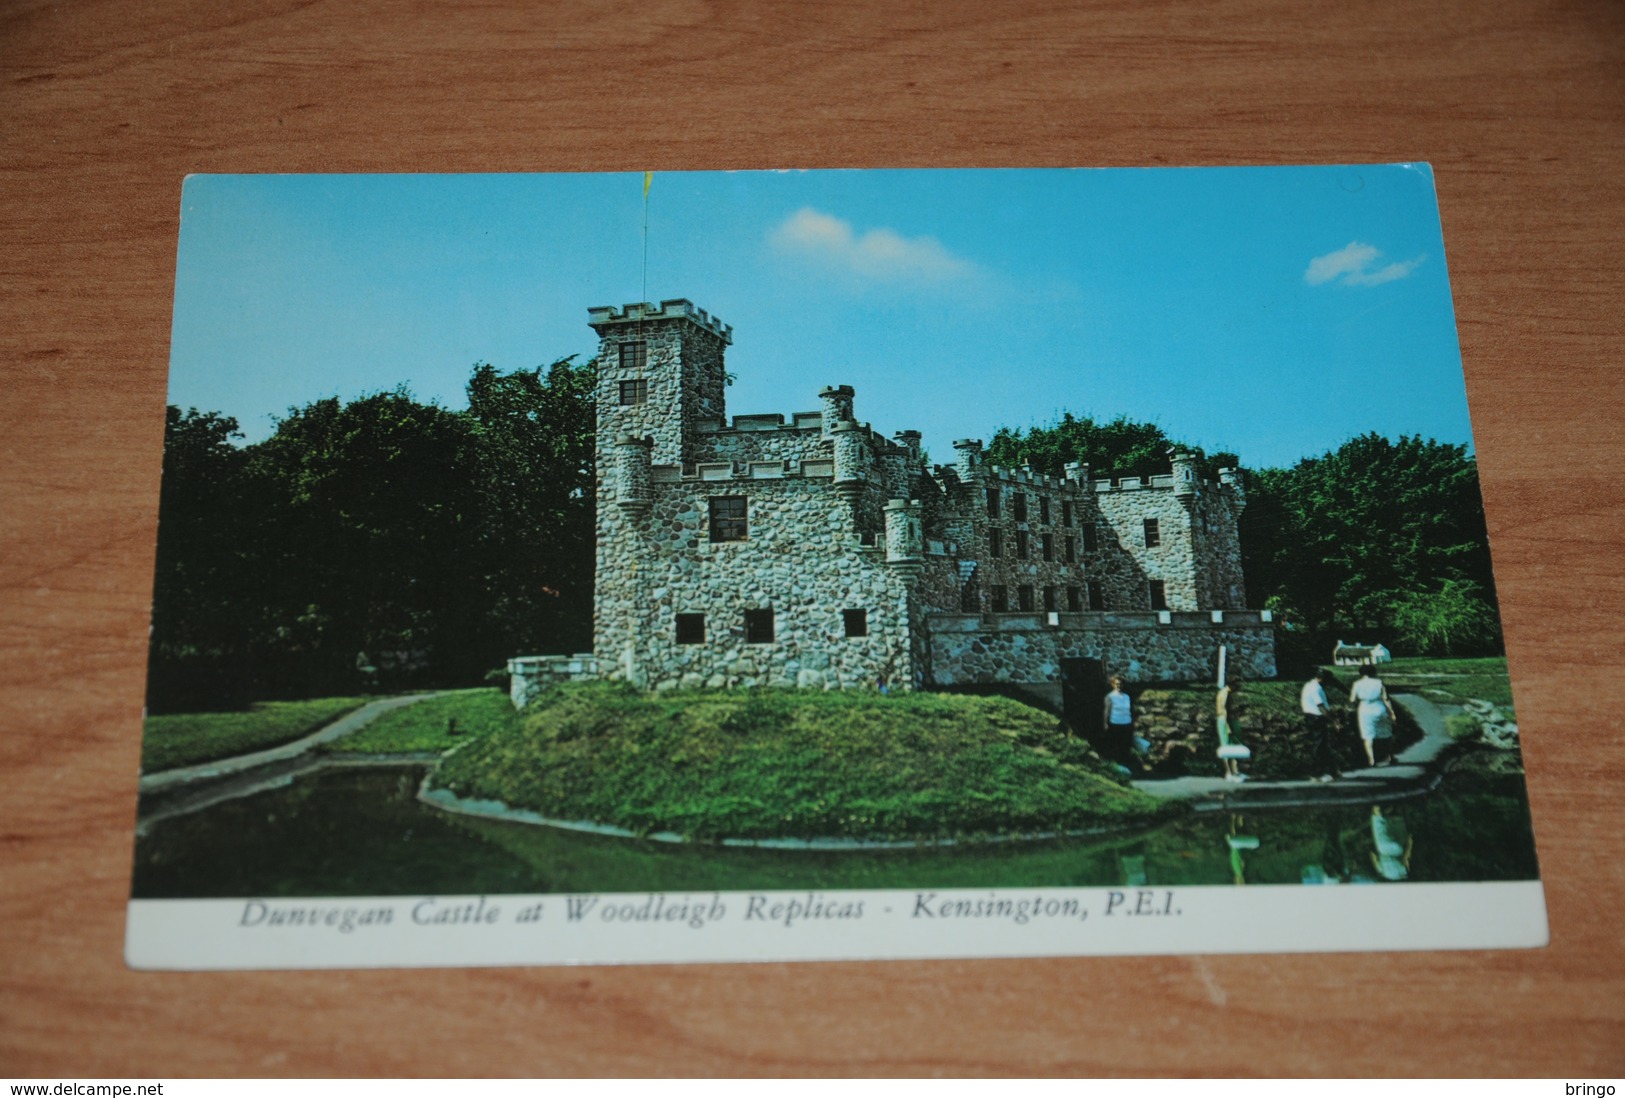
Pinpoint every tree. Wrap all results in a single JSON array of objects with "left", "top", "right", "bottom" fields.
[{"left": 986, "top": 412, "right": 1238, "bottom": 482}]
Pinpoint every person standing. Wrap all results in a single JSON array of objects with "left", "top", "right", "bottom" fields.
[
  {"left": 1216, "top": 678, "right": 1250, "bottom": 781},
  {"left": 1350, "top": 662, "right": 1398, "bottom": 767},
  {"left": 1301, "top": 670, "right": 1340, "bottom": 782},
  {"left": 1102, "top": 675, "right": 1136, "bottom": 769}
]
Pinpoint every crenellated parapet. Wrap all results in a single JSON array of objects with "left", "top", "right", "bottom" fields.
[{"left": 587, "top": 298, "right": 733, "bottom": 343}]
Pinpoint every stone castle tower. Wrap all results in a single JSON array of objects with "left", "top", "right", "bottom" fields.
[{"left": 509, "top": 300, "right": 1275, "bottom": 705}]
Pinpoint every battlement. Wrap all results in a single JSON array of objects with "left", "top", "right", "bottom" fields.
[
  {"left": 695, "top": 411, "right": 826, "bottom": 434},
  {"left": 586, "top": 299, "right": 733, "bottom": 344}
]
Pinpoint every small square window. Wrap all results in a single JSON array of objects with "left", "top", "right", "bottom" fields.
[
  {"left": 1088, "top": 581, "right": 1105, "bottom": 611},
  {"left": 1013, "top": 494, "right": 1028, "bottom": 522},
  {"left": 709, "top": 496, "right": 748, "bottom": 542},
  {"left": 1043, "top": 585, "right": 1057, "bottom": 612},
  {"left": 1149, "top": 580, "right": 1168, "bottom": 610},
  {"left": 1017, "top": 584, "right": 1035, "bottom": 612},
  {"left": 986, "top": 486, "right": 1001, "bottom": 518},
  {"left": 1065, "top": 536, "right": 1076, "bottom": 563},
  {"left": 745, "top": 608, "right": 775, "bottom": 644},
  {"left": 1016, "top": 530, "right": 1030, "bottom": 559},
  {"left": 843, "top": 609, "right": 868, "bottom": 637},
  {"left": 619, "top": 341, "right": 647, "bottom": 370},
  {"left": 989, "top": 528, "right": 1003, "bottom": 559},
  {"left": 1067, "top": 586, "right": 1082, "bottom": 612},
  {"left": 991, "top": 585, "right": 1009, "bottom": 613},
  {"left": 675, "top": 613, "right": 705, "bottom": 645},
  {"left": 1143, "top": 518, "right": 1161, "bottom": 548},
  {"left": 1042, "top": 533, "right": 1054, "bottom": 562},
  {"left": 1039, "top": 498, "right": 1051, "bottom": 524},
  {"left": 619, "top": 378, "right": 648, "bottom": 406}
]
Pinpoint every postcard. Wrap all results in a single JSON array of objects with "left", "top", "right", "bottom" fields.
[{"left": 127, "top": 167, "right": 1545, "bottom": 969}]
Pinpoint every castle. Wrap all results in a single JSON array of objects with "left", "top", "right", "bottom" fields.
[{"left": 509, "top": 300, "right": 1276, "bottom": 721}]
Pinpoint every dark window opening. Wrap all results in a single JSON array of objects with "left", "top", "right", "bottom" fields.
[
  {"left": 1016, "top": 530, "right": 1030, "bottom": 559},
  {"left": 1068, "top": 586, "right": 1082, "bottom": 612},
  {"left": 960, "top": 583, "right": 980, "bottom": 613},
  {"left": 989, "top": 528, "right": 1003, "bottom": 559},
  {"left": 1065, "top": 536, "right": 1076, "bottom": 563},
  {"left": 1083, "top": 524, "right": 1098, "bottom": 553},
  {"left": 619, "top": 341, "right": 647, "bottom": 371},
  {"left": 1039, "top": 498, "right": 1051, "bottom": 524},
  {"left": 1017, "top": 585, "right": 1035, "bottom": 612},
  {"left": 1013, "top": 494, "right": 1028, "bottom": 522},
  {"left": 745, "top": 608, "right": 775, "bottom": 644},
  {"left": 709, "top": 496, "right": 748, "bottom": 542},
  {"left": 991, "top": 585, "right": 1009, "bottom": 613},
  {"left": 843, "top": 609, "right": 868, "bottom": 638},
  {"left": 1149, "top": 580, "right": 1168, "bottom": 610},
  {"left": 618, "top": 378, "right": 648, "bottom": 406},
  {"left": 1062, "top": 501, "right": 1073, "bottom": 527},
  {"left": 1088, "top": 581, "right": 1105, "bottom": 611},
  {"left": 1043, "top": 585, "right": 1057, "bottom": 612},
  {"left": 986, "top": 486, "right": 1001, "bottom": 518},
  {"left": 1042, "top": 533, "right": 1054, "bottom": 562},
  {"left": 675, "top": 613, "right": 705, "bottom": 645},
  {"left": 1143, "top": 518, "right": 1161, "bottom": 548}
]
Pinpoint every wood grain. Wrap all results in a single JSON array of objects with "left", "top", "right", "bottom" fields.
[{"left": 2, "top": 0, "right": 1621, "bottom": 1077}]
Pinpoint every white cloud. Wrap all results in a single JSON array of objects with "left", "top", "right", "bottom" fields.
[
  {"left": 770, "top": 208, "right": 976, "bottom": 284},
  {"left": 1305, "top": 241, "right": 1424, "bottom": 287}
]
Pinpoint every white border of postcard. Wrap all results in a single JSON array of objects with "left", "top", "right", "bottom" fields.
[{"left": 128, "top": 881, "right": 1547, "bottom": 970}]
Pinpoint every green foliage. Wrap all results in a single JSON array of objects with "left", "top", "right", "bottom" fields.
[
  {"left": 1376, "top": 656, "right": 1515, "bottom": 709},
  {"left": 322, "top": 688, "right": 520, "bottom": 755},
  {"left": 1445, "top": 714, "right": 1483, "bottom": 742},
  {"left": 985, "top": 412, "right": 1237, "bottom": 482},
  {"left": 147, "top": 357, "right": 597, "bottom": 710},
  {"left": 430, "top": 685, "right": 1177, "bottom": 842},
  {"left": 1240, "top": 433, "right": 1501, "bottom": 660},
  {"left": 141, "top": 696, "right": 371, "bottom": 772}
]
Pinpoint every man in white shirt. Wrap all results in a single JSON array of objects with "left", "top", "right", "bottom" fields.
[{"left": 1301, "top": 670, "right": 1339, "bottom": 782}]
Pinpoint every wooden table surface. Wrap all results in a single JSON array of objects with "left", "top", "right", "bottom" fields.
[{"left": 3, "top": 0, "right": 1621, "bottom": 1077}]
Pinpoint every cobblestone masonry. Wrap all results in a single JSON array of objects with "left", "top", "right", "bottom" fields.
[{"left": 509, "top": 301, "right": 1275, "bottom": 702}]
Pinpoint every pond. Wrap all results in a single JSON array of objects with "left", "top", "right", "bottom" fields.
[{"left": 131, "top": 755, "right": 1540, "bottom": 899}]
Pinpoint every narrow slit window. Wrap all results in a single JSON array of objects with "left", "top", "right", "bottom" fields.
[
  {"left": 1149, "top": 580, "right": 1168, "bottom": 610},
  {"left": 1062, "top": 501, "right": 1073, "bottom": 527},
  {"left": 1042, "top": 533, "right": 1054, "bottom": 562},
  {"left": 1039, "top": 498, "right": 1051, "bottom": 524},
  {"left": 1067, "top": 586, "right": 1082, "bottom": 612},
  {"left": 1065, "top": 535, "right": 1076, "bottom": 563},
  {"left": 709, "top": 496, "right": 748, "bottom": 542},
  {"left": 986, "top": 486, "right": 1001, "bottom": 518},
  {"left": 1013, "top": 494, "right": 1028, "bottom": 522},
  {"left": 1016, "top": 530, "right": 1030, "bottom": 559},
  {"left": 675, "top": 613, "right": 705, "bottom": 645},
  {"left": 1143, "top": 518, "right": 1161, "bottom": 548},
  {"left": 1083, "top": 523, "right": 1098, "bottom": 553},
  {"left": 1088, "top": 581, "right": 1105, "bottom": 611},
  {"left": 991, "top": 585, "right": 1009, "bottom": 613},
  {"left": 960, "top": 583, "right": 980, "bottom": 613},
  {"left": 1017, "top": 584, "right": 1035, "bottom": 612},
  {"left": 989, "top": 528, "right": 1003, "bottom": 559},
  {"left": 1043, "top": 585, "right": 1057, "bottom": 612},
  {"left": 745, "top": 608, "right": 775, "bottom": 644}
]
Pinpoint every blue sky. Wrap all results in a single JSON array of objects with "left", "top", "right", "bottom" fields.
[{"left": 169, "top": 166, "right": 1472, "bottom": 469}]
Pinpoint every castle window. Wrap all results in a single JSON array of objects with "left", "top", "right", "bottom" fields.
[
  {"left": 991, "top": 585, "right": 1009, "bottom": 613},
  {"left": 1088, "top": 581, "right": 1105, "bottom": 611},
  {"left": 1042, "top": 533, "right": 1054, "bottom": 562},
  {"left": 618, "top": 379, "right": 648, "bottom": 406},
  {"left": 1083, "top": 524, "right": 1098, "bottom": 553},
  {"left": 1043, "top": 585, "right": 1057, "bottom": 612},
  {"left": 619, "top": 341, "right": 647, "bottom": 370},
  {"left": 843, "top": 609, "right": 868, "bottom": 638},
  {"left": 675, "top": 613, "right": 705, "bottom": 645},
  {"left": 989, "top": 528, "right": 1003, "bottom": 559},
  {"left": 1063, "top": 501, "right": 1073, "bottom": 526},
  {"left": 1149, "top": 580, "right": 1168, "bottom": 610},
  {"left": 745, "top": 608, "right": 775, "bottom": 644},
  {"left": 986, "top": 486, "right": 1001, "bottom": 518},
  {"left": 1040, "top": 498, "right": 1051, "bottom": 524},
  {"left": 1013, "top": 494, "right": 1028, "bottom": 522},
  {"left": 1016, "top": 530, "right": 1030, "bottom": 559},
  {"left": 709, "top": 496, "right": 748, "bottom": 542},
  {"left": 1017, "top": 584, "right": 1035, "bottom": 612},
  {"left": 960, "top": 583, "right": 980, "bottom": 613},
  {"left": 1068, "top": 586, "right": 1082, "bottom": 612},
  {"left": 1143, "top": 518, "right": 1161, "bottom": 548},
  {"left": 1065, "top": 536, "right": 1076, "bottom": 563}
]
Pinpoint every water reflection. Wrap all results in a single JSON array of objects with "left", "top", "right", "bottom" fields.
[{"left": 131, "top": 763, "right": 1535, "bottom": 899}]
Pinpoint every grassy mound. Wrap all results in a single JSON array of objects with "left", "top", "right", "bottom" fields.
[{"left": 429, "top": 684, "right": 1176, "bottom": 842}]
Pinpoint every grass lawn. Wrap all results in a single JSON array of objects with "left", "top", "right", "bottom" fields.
[
  {"left": 320, "top": 688, "right": 520, "bottom": 755},
  {"left": 429, "top": 683, "right": 1177, "bottom": 842},
  {"left": 1353, "top": 656, "right": 1514, "bottom": 708},
  {"left": 141, "top": 696, "right": 372, "bottom": 773}
]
